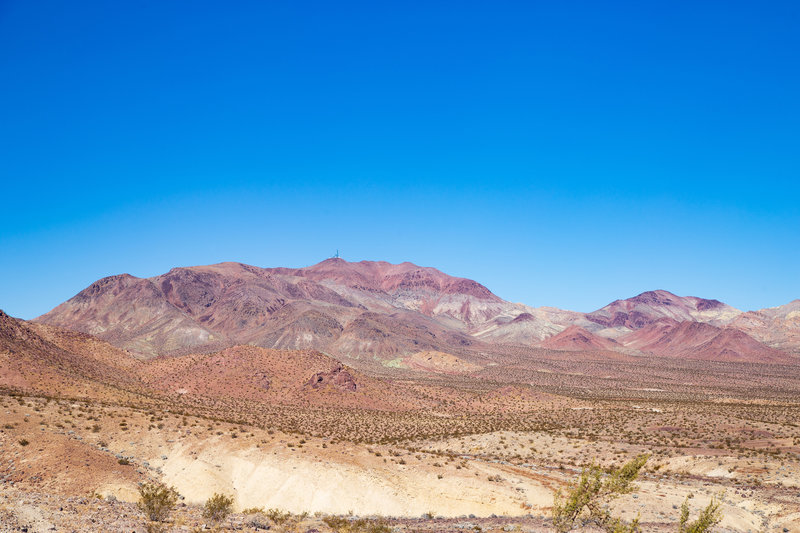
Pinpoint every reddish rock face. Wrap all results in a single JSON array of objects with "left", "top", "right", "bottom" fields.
[{"left": 305, "top": 363, "right": 357, "bottom": 392}]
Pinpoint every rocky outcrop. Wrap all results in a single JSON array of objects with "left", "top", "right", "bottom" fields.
[{"left": 305, "top": 364, "right": 357, "bottom": 392}]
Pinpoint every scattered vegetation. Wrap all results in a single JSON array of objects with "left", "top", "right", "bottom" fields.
[{"left": 322, "top": 515, "right": 392, "bottom": 533}]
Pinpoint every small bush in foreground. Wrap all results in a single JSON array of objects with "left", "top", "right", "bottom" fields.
[
  {"left": 678, "top": 494, "right": 723, "bottom": 533},
  {"left": 266, "top": 508, "right": 293, "bottom": 525},
  {"left": 552, "top": 454, "right": 649, "bottom": 533},
  {"left": 554, "top": 453, "right": 723, "bottom": 533},
  {"left": 203, "top": 493, "right": 234, "bottom": 525},
  {"left": 137, "top": 482, "right": 178, "bottom": 523}
]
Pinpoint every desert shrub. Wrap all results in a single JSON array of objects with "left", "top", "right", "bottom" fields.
[
  {"left": 552, "top": 453, "right": 649, "bottom": 533},
  {"left": 323, "top": 516, "right": 351, "bottom": 530},
  {"left": 117, "top": 458, "right": 130, "bottom": 465},
  {"left": 322, "top": 516, "right": 391, "bottom": 533},
  {"left": 266, "top": 508, "right": 293, "bottom": 525},
  {"left": 247, "top": 513, "right": 271, "bottom": 530},
  {"left": 18, "top": 438, "right": 29, "bottom": 446},
  {"left": 554, "top": 454, "right": 723, "bottom": 533},
  {"left": 203, "top": 493, "right": 234, "bottom": 525},
  {"left": 678, "top": 494, "right": 723, "bottom": 533},
  {"left": 138, "top": 482, "right": 179, "bottom": 523}
]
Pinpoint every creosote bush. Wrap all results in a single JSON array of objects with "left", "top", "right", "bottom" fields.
[
  {"left": 678, "top": 494, "right": 723, "bottom": 533},
  {"left": 266, "top": 508, "right": 293, "bottom": 525},
  {"left": 553, "top": 453, "right": 649, "bottom": 533},
  {"left": 203, "top": 493, "right": 234, "bottom": 525},
  {"left": 554, "top": 454, "right": 723, "bottom": 533},
  {"left": 138, "top": 482, "right": 179, "bottom": 523},
  {"left": 322, "top": 516, "right": 391, "bottom": 533}
]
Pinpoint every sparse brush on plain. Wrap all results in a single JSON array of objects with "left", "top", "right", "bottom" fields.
[
  {"left": 137, "top": 482, "right": 179, "bottom": 523},
  {"left": 202, "top": 493, "right": 234, "bottom": 525}
]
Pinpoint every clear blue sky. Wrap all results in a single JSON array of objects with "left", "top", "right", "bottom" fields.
[{"left": 1, "top": 1, "right": 798, "bottom": 319}]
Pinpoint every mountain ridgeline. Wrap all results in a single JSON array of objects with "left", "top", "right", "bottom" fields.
[{"left": 35, "top": 259, "right": 800, "bottom": 364}]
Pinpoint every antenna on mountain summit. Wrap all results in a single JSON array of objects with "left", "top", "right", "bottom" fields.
[{"left": 333, "top": 249, "right": 340, "bottom": 259}]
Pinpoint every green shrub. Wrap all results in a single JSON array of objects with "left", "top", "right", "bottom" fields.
[
  {"left": 137, "top": 482, "right": 179, "bottom": 523},
  {"left": 322, "top": 515, "right": 391, "bottom": 533},
  {"left": 203, "top": 493, "right": 234, "bottom": 525},
  {"left": 553, "top": 454, "right": 723, "bottom": 533},
  {"left": 266, "top": 508, "right": 293, "bottom": 525},
  {"left": 678, "top": 494, "right": 723, "bottom": 533},
  {"left": 322, "top": 516, "right": 351, "bottom": 530},
  {"left": 552, "top": 454, "right": 649, "bottom": 533}
]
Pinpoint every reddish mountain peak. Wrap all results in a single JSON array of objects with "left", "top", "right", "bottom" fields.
[
  {"left": 587, "top": 290, "right": 739, "bottom": 330},
  {"left": 627, "top": 290, "right": 724, "bottom": 311},
  {"left": 71, "top": 273, "right": 143, "bottom": 302},
  {"left": 298, "top": 259, "right": 500, "bottom": 300},
  {"left": 540, "top": 325, "right": 618, "bottom": 351},
  {"left": 628, "top": 290, "right": 680, "bottom": 306},
  {"left": 694, "top": 298, "right": 726, "bottom": 311}
]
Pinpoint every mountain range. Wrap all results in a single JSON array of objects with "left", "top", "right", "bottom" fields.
[{"left": 33, "top": 258, "right": 800, "bottom": 365}]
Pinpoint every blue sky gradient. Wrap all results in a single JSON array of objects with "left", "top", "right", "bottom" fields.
[{"left": 1, "top": 1, "right": 798, "bottom": 318}]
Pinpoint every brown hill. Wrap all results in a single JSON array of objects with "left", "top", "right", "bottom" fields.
[
  {"left": 540, "top": 325, "right": 619, "bottom": 352},
  {"left": 0, "top": 309, "right": 144, "bottom": 398},
  {"left": 139, "top": 344, "right": 429, "bottom": 411},
  {"left": 728, "top": 300, "right": 800, "bottom": 354},
  {"left": 620, "top": 319, "right": 791, "bottom": 363}
]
